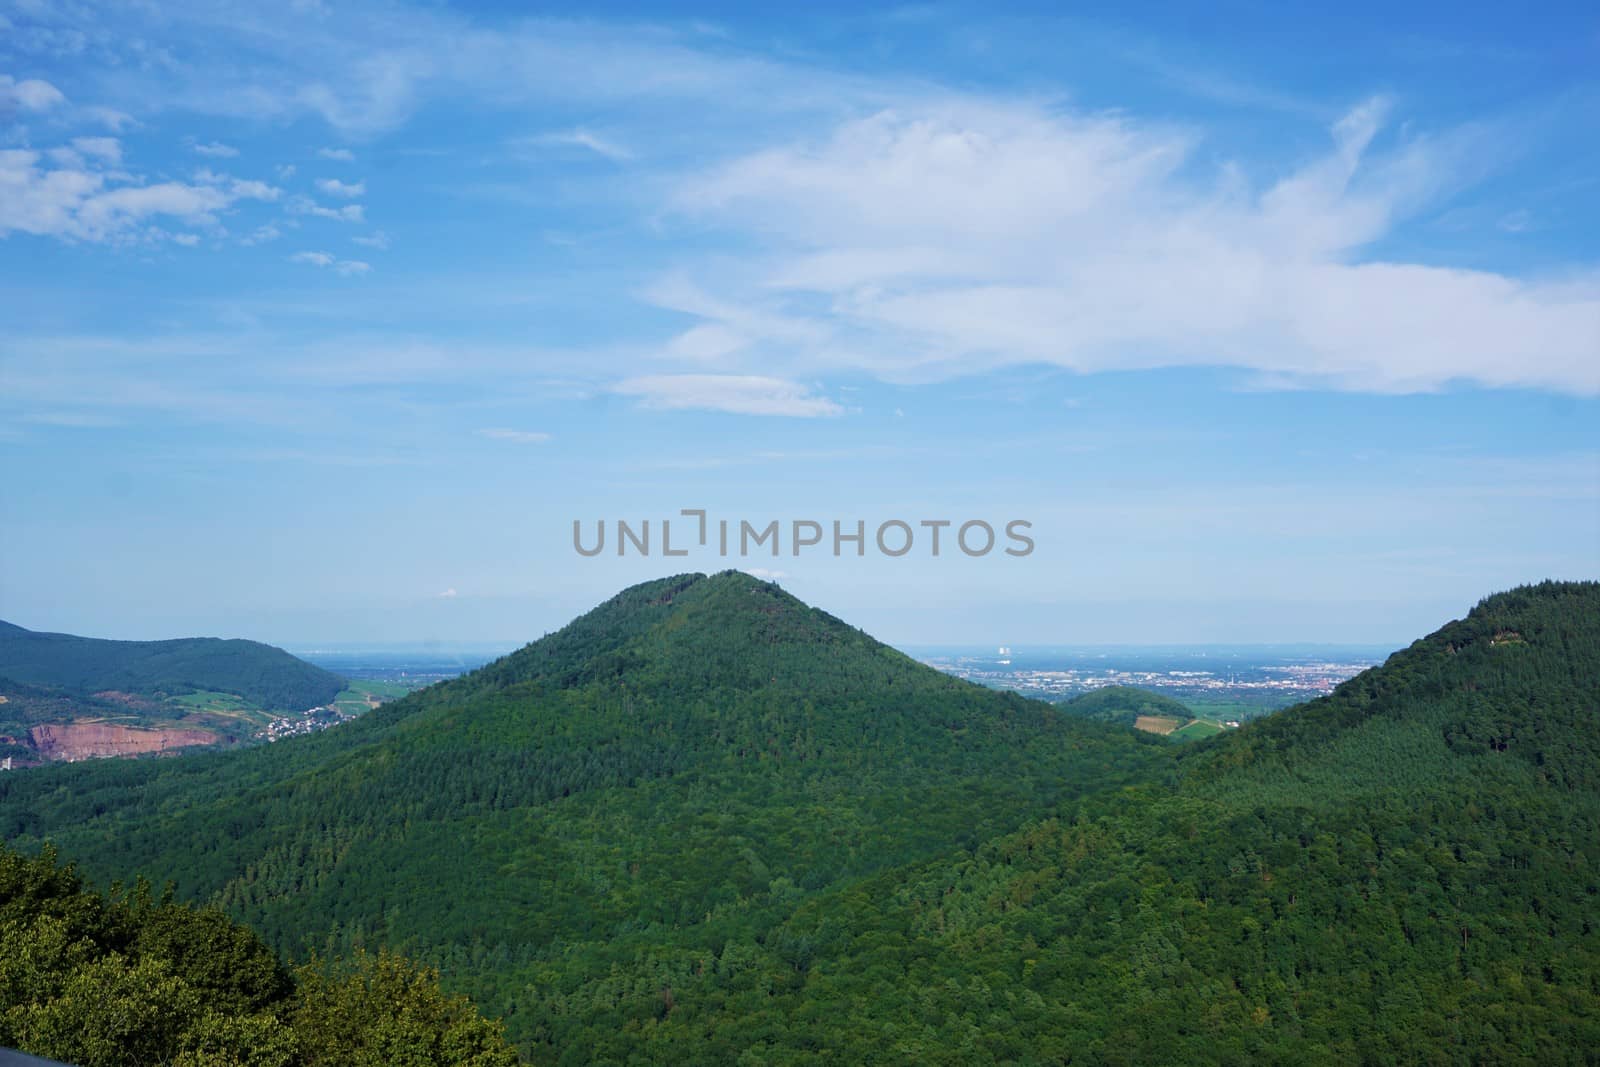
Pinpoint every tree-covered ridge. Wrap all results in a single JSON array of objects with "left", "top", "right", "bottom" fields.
[
  {"left": 1057, "top": 685, "right": 1194, "bottom": 726},
  {"left": 0, "top": 571, "right": 1165, "bottom": 1056},
  {"left": 0, "top": 844, "right": 517, "bottom": 1066},
  {"left": 1180, "top": 579, "right": 1600, "bottom": 796},
  {"left": 0, "top": 621, "right": 343, "bottom": 712}
]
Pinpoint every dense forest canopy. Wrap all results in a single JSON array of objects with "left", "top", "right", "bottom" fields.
[
  {"left": 0, "top": 620, "right": 342, "bottom": 712},
  {"left": 1, "top": 575, "right": 1595, "bottom": 1063},
  {"left": 0, "top": 844, "right": 516, "bottom": 1066}
]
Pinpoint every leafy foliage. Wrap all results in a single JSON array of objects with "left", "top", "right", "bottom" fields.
[{"left": 0, "top": 845, "right": 517, "bottom": 1066}]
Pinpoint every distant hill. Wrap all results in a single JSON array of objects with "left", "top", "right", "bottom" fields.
[
  {"left": 1058, "top": 684, "right": 1194, "bottom": 726},
  {"left": 2, "top": 578, "right": 1597, "bottom": 1063},
  {"left": 0, "top": 620, "right": 343, "bottom": 712}
]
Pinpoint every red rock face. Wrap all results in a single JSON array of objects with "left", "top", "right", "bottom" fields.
[{"left": 28, "top": 722, "right": 219, "bottom": 762}]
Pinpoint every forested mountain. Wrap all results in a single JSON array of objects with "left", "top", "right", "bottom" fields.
[
  {"left": 613, "top": 580, "right": 1598, "bottom": 1063},
  {"left": 0, "top": 844, "right": 516, "bottom": 1066},
  {"left": 0, "top": 572, "right": 1163, "bottom": 1057},
  {"left": 1, "top": 577, "right": 1595, "bottom": 1063},
  {"left": 0, "top": 621, "right": 342, "bottom": 711}
]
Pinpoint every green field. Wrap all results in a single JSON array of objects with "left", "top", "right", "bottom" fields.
[
  {"left": 331, "top": 679, "right": 427, "bottom": 716},
  {"left": 170, "top": 689, "right": 259, "bottom": 713},
  {"left": 1169, "top": 717, "right": 1228, "bottom": 742}
]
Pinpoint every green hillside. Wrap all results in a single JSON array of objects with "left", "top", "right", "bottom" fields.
[
  {"left": 0, "top": 620, "right": 343, "bottom": 712},
  {"left": 2, "top": 578, "right": 1595, "bottom": 1063},
  {"left": 1058, "top": 684, "right": 1194, "bottom": 726},
  {"left": 0, "top": 572, "right": 1163, "bottom": 1056}
]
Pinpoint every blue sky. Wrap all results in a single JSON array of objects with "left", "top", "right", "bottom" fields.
[{"left": 2, "top": 1, "right": 1597, "bottom": 647}]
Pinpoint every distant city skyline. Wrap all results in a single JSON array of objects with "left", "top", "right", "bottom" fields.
[{"left": 3, "top": 1, "right": 1596, "bottom": 647}]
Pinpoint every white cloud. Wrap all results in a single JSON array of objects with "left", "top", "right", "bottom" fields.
[
  {"left": 437, "top": 587, "right": 458, "bottom": 598},
  {"left": 614, "top": 374, "right": 843, "bottom": 417},
  {"left": 171, "top": 232, "right": 200, "bottom": 246},
  {"left": 352, "top": 230, "right": 389, "bottom": 249},
  {"left": 315, "top": 177, "right": 365, "bottom": 198},
  {"left": 0, "top": 75, "right": 65, "bottom": 112},
  {"left": 476, "top": 428, "right": 551, "bottom": 443},
  {"left": 0, "top": 148, "right": 280, "bottom": 242},
  {"left": 191, "top": 140, "right": 240, "bottom": 158},
  {"left": 290, "top": 249, "right": 369, "bottom": 275},
  {"left": 1, "top": 9, "right": 1592, "bottom": 400},
  {"left": 317, "top": 147, "right": 355, "bottom": 161},
  {"left": 290, "top": 196, "right": 364, "bottom": 222},
  {"left": 662, "top": 101, "right": 1600, "bottom": 395},
  {"left": 521, "top": 128, "right": 633, "bottom": 161}
]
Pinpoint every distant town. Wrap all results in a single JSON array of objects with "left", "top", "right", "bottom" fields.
[{"left": 917, "top": 645, "right": 1389, "bottom": 716}]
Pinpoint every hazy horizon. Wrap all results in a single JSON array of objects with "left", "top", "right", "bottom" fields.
[{"left": 3, "top": 2, "right": 1596, "bottom": 650}]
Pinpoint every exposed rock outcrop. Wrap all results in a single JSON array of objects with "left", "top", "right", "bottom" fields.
[{"left": 29, "top": 722, "right": 218, "bottom": 762}]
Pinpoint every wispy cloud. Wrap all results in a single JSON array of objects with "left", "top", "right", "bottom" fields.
[
  {"left": 1, "top": 2, "right": 1594, "bottom": 405},
  {"left": 614, "top": 374, "right": 843, "bottom": 417},
  {"left": 519, "top": 128, "right": 634, "bottom": 161},
  {"left": 476, "top": 428, "right": 551, "bottom": 443},
  {"left": 290, "top": 250, "right": 370, "bottom": 275},
  {"left": 0, "top": 6, "right": 870, "bottom": 136},
  {"left": 661, "top": 99, "right": 1600, "bottom": 395}
]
